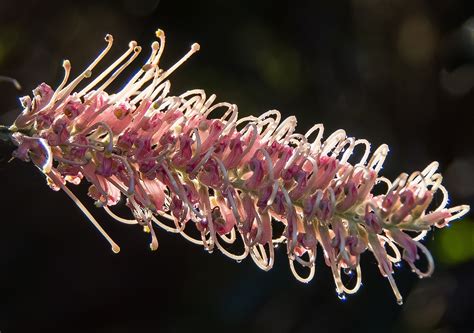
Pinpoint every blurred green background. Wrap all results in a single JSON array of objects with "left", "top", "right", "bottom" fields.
[{"left": 0, "top": 0, "right": 473, "bottom": 332}]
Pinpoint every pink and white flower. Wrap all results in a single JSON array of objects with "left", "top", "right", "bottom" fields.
[{"left": 6, "top": 29, "right": 470, "bottom": 305}]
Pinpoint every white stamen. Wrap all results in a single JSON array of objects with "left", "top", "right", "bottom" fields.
[
  {"left": 353, "top": 139, "right": 371, "bottom": 166},
  {"left": 338, "top": 137, "right": 356, "bottom": 164},
  {"left": 49, "top": 171, "right": 120, "bottom": 253},
  {"left": 379, "top": 235, "right": 402, "bottom": 263},
  {"left": 409, "top": 241, "right": 434, "bottom": 278},
  {"left": 0, "top": 75, "right": 21, "bottom": 90},
  {"left": 77, "top": 41, "right": 138, "bottom": 97},
  {"left": 190, "top": 147, "right": 215, "bottom": 175},
  {"left": 387, "top": 273, "right": 403, "bottom": 305},
  {"left": 215, "top": 231, "right": 249, "bottom": 261},
  {"left": 157, "top": 43, "right": 200, "bottom": 84},
  {"left": 446, "top": 205, "right": 470, "bottom": 222},
  {"left": 239, "top": 123, "right": 258, "bottom": 160},
  {"left": 179, "top": 223, "right": 206, "bottom": 245},
  {"left": 304, "top": 123, "right": 324, "bottom": 154},
  {"left": 58, "top": 34, "right": 114, "bottom": 100},
  {"left": 434, "top": 184, "right": 449, "bottom": 212},
  {"left": 42, "top": 60, "right": 71, "bottom": 111},
  {"left": 250, "top": 243, "right": 274, "bottom": 271},
  {"left": 92, "top": 44, "right": 142, "bottom": 97},
  {"left": 152, "top": 211, "right": 184, "bottom": 233},
  {"left": 376, "top": 177, "right": 392, "bottom": 194},
  {"left": 289, "top": 257, "right": 315, "bottom": 283},
  {"left": 162, "top": 163, "right": 204, "bottom": 219},
  {"left": 413, "top": 230, "right": 428, "bottom": 241},
  {"left": 341, "top": 264, "right": 362, "bottom": 294},
  {"left": 258, "top": 110, "right": 281, "bottom": 140},
  {"left": 271, "top": 116, "right": 297, "bottom": 144},
  {"left": 368, "top": 144, "right": 389, "bottom": 173},
  {"left": 321, "top": 129, "right": 346, "bottom": 156},
  {"left": 112, "top": 40, "right": 160, "bottom": 101},
  {"left": 111, "top": 154, "right": 135, "bottom": 195},
  {"left": 103, "top": 206, "right": 138, "bottom": 224},
  {"left": 153, "top": 29, "right": 166, "bottom": 68}
]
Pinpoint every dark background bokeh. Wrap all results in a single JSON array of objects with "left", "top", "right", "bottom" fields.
[{"left": 0, "top": 1, "right": 473, "bottom": 332}]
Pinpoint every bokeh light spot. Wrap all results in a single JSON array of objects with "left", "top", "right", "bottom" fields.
[
  {"left": 398, "top": 15, "right": 437, "bottom": 66},
  {"left": 435, "top": 218, "right": 474, "bottom": 265}
]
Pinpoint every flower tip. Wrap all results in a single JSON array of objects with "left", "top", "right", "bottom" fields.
[
  {"left": 112, "top": 245, "right": 120, "bottom": 254},
  {"left": 62, "top": 59, "right": 71, "bottom": 68},
  {"left": 149, "top": 242, "right": 158, "bottom": 251},
  {"left": 191, "top": 43, "right": 200, "bottom": 52},
  {"left": 155, "top": 29, "right": 165, "bottom": 38},
  {"left": 151, "top": 41, "right": 159, "bottom": 50},
  {"left": 105, "top": 34, "right": 113, "bottom": 42}
]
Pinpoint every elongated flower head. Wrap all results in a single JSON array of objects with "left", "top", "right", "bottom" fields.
[{"left": 7, "top": 29, "right": 470, "bottom": 305}]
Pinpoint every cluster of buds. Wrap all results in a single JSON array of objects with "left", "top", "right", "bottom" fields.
[{"left": 7, "top": 30, "right": 469, "bottom": 304}]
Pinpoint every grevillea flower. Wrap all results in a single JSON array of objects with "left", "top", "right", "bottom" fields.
[{"left": 4, "top": 30, "right": 470, "bottom": 305}]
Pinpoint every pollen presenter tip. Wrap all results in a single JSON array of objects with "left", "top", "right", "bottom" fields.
[{"left": 112, "top": 245, "right": 121, "bottom": 254}]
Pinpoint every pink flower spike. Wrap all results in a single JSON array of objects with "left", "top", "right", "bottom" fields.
[{"left": 5, "top": 29, "right": 470, "bottom": 305}]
